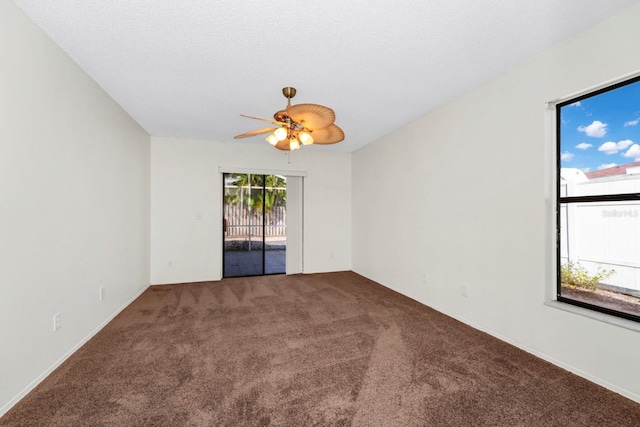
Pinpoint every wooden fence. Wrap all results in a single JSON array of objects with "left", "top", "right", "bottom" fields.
[{"left": 224, "top": 205, "right": 286, "bottom": 237}]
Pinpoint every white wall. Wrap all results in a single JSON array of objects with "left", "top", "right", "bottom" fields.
[
  {"left": 352, "top": 3, "right": 640, "bottom": 402},
  {"left": 0, "top": 1, "right": 150, "bottom": 415},
  {"left": 151, "top": 137, "right": 351, "bottom": 284}
]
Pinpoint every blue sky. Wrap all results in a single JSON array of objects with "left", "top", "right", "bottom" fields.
[{"left": 560, "top": 79, "right": 640, "bottom": 172}]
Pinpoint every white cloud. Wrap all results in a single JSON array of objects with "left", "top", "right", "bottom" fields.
[
  {"left": 577, "top": 120, "right": 607, "bottom": 137},
  {"left": 598, "top": 140, "right": 634, "bottom": 155},
  {"left": 623, "top": 144, "right": 640, "bottom": 160},
  {"left": 569, "top": 101, "right": 582, "bottom": 107},
  {"left": 598, "top": 142, "right": 619, "bottom": 154},
  {"left": 617, "top": 139, "right": 634, "bottom": 150},
  {"left": 581, "top": 167, "right": 591, "bottom": 173},
  {"left": 560, "top": 151, "right": 574, "bottom": 161},
  {"left": 575, "top": 142, "right": 592, "bottom": 150},
  {"left": 598, "top": 163, "right": 618, "bottom": 170},
  {"left": 624, "top": 118, "right": 640, "bottom": 127}
]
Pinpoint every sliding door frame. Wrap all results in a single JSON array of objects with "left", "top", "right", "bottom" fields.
[{"left": 219, "top": 167, "right": 306, "bottom": 278}]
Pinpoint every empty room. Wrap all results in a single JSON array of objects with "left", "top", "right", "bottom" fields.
[{"left": 2, "top": 0, "right": 640, "bottom": 425}]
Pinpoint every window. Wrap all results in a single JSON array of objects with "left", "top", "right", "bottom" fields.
[{"left": 557, "top": 76, "right": 640, "bottom": 322}]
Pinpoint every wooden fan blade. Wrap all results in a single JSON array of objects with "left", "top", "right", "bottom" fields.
[
  {"left": 310, "top": 124, "right": 344, "bottom": 144},
  {"left": 240, "top": 114, "right": 285, "bottom": 126},
  {"left": 234, "top": 127, "right": 277, "bottom": 139},
  {"left": 286, "top": 103, "right": 335, "bottom": 129}
]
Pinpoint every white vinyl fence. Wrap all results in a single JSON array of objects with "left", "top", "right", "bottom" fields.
[
  {"left": 224, "top": 205, "right": 286, "bottom": 237},
  {"left": 560, "top": 173, "right": 640, "bottom": 294}
]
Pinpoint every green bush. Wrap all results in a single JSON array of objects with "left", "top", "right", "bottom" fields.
[{"left": 561, "top": 262, "right": 614, "bottom": 290}]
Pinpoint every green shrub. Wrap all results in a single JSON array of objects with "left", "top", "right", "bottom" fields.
[{"left": 561, "top": 262, "right": 614, "bottom": 290}]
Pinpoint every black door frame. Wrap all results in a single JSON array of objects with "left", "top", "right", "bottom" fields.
[{"left": 222, "top": 173, "right": 285, "bottom": 278}]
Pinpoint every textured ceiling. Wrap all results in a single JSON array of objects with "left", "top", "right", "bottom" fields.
[{"left": 12, "top": 0, "right": 640, "bottom": 152}]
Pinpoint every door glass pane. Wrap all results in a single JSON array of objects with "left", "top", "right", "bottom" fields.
[
  {"left": 265, "top": 175, "right": 286, "bottom": 274},
  {"left": 223, "top": 173, "right": 264, "bottom": 277}
]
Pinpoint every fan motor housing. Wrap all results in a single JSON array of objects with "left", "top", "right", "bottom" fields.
[{"left": 274, "top": 110, "right": 289, "bottom": 122}]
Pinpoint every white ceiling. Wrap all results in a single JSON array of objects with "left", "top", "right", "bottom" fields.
[{"left": 12, "top": 0, "right": 640, "bottom": 152}]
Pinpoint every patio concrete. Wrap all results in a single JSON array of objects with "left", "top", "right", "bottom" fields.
[{"left": 224, "top": 249, "right": 285, "bottom": 277}]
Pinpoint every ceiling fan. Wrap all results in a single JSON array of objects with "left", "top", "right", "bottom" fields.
[{"left": 234, "top": 87, "right": 345, "bottom": 151}]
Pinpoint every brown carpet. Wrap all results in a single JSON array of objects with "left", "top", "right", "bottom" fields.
[{"left": 2, "top": 271, "right": 640, "bottom": 426}]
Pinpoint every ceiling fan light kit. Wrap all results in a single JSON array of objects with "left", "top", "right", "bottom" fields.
[{"left": 234, "top": 87, "right": 344, "bottom": 151}]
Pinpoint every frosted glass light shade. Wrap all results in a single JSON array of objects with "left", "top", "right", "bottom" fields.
[
  {"left": 274, "top": 127, "right": 287, "bottom": 141},
  {"left": 298, "top": 131, "right": 314, "bottom": 145},
  {"left": 266, "top": 134, "right": 278, "bottom": 145},
  {"left": 289, "top": 138, "right": 300, "bottom": 150}
]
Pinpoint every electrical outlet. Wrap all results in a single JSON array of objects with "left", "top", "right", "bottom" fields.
[
  {"left": 461, "top": 283, "right": 469, "bottom": 298},
  {"left": 99, "top": 286, "right": 105, "bottom": 301},
  {"left": 421, "top": 272, "right": 428, "bottom": 284},
  {"left": 53, "top": 313, "right": 61, "bottom": 332}
]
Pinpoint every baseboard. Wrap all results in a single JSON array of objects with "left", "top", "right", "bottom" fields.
[
  {"left": 0, "top": 284, "right": 150, "bottom": 418},
  {"left": 351, "top": 270, "right": 640, "bottom": 405}
]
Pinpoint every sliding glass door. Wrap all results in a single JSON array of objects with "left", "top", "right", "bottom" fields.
[{"left": 223, "top": 173, "right": 286, "bottom": 277}]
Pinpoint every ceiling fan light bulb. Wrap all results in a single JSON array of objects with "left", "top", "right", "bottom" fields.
[
  {"left": 274, "top": 127, "right": 287, "bottom": 141},
  {"left": 266, "top": 134, "right": 278, "bottom": 145},
  {"left": 289, "top": 138, "right": 300, "bottom": 150},
  {"left": 299, "top": 131, "right": 314, "bottom": 145}
]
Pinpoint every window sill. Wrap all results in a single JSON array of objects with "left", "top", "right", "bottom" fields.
[{"left": 544, "top": 300, "right": 640, "bottom": 333}]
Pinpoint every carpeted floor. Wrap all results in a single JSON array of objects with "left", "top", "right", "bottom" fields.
[{"left": 2, "top": 271, "right": 640, "bottom": 426}]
